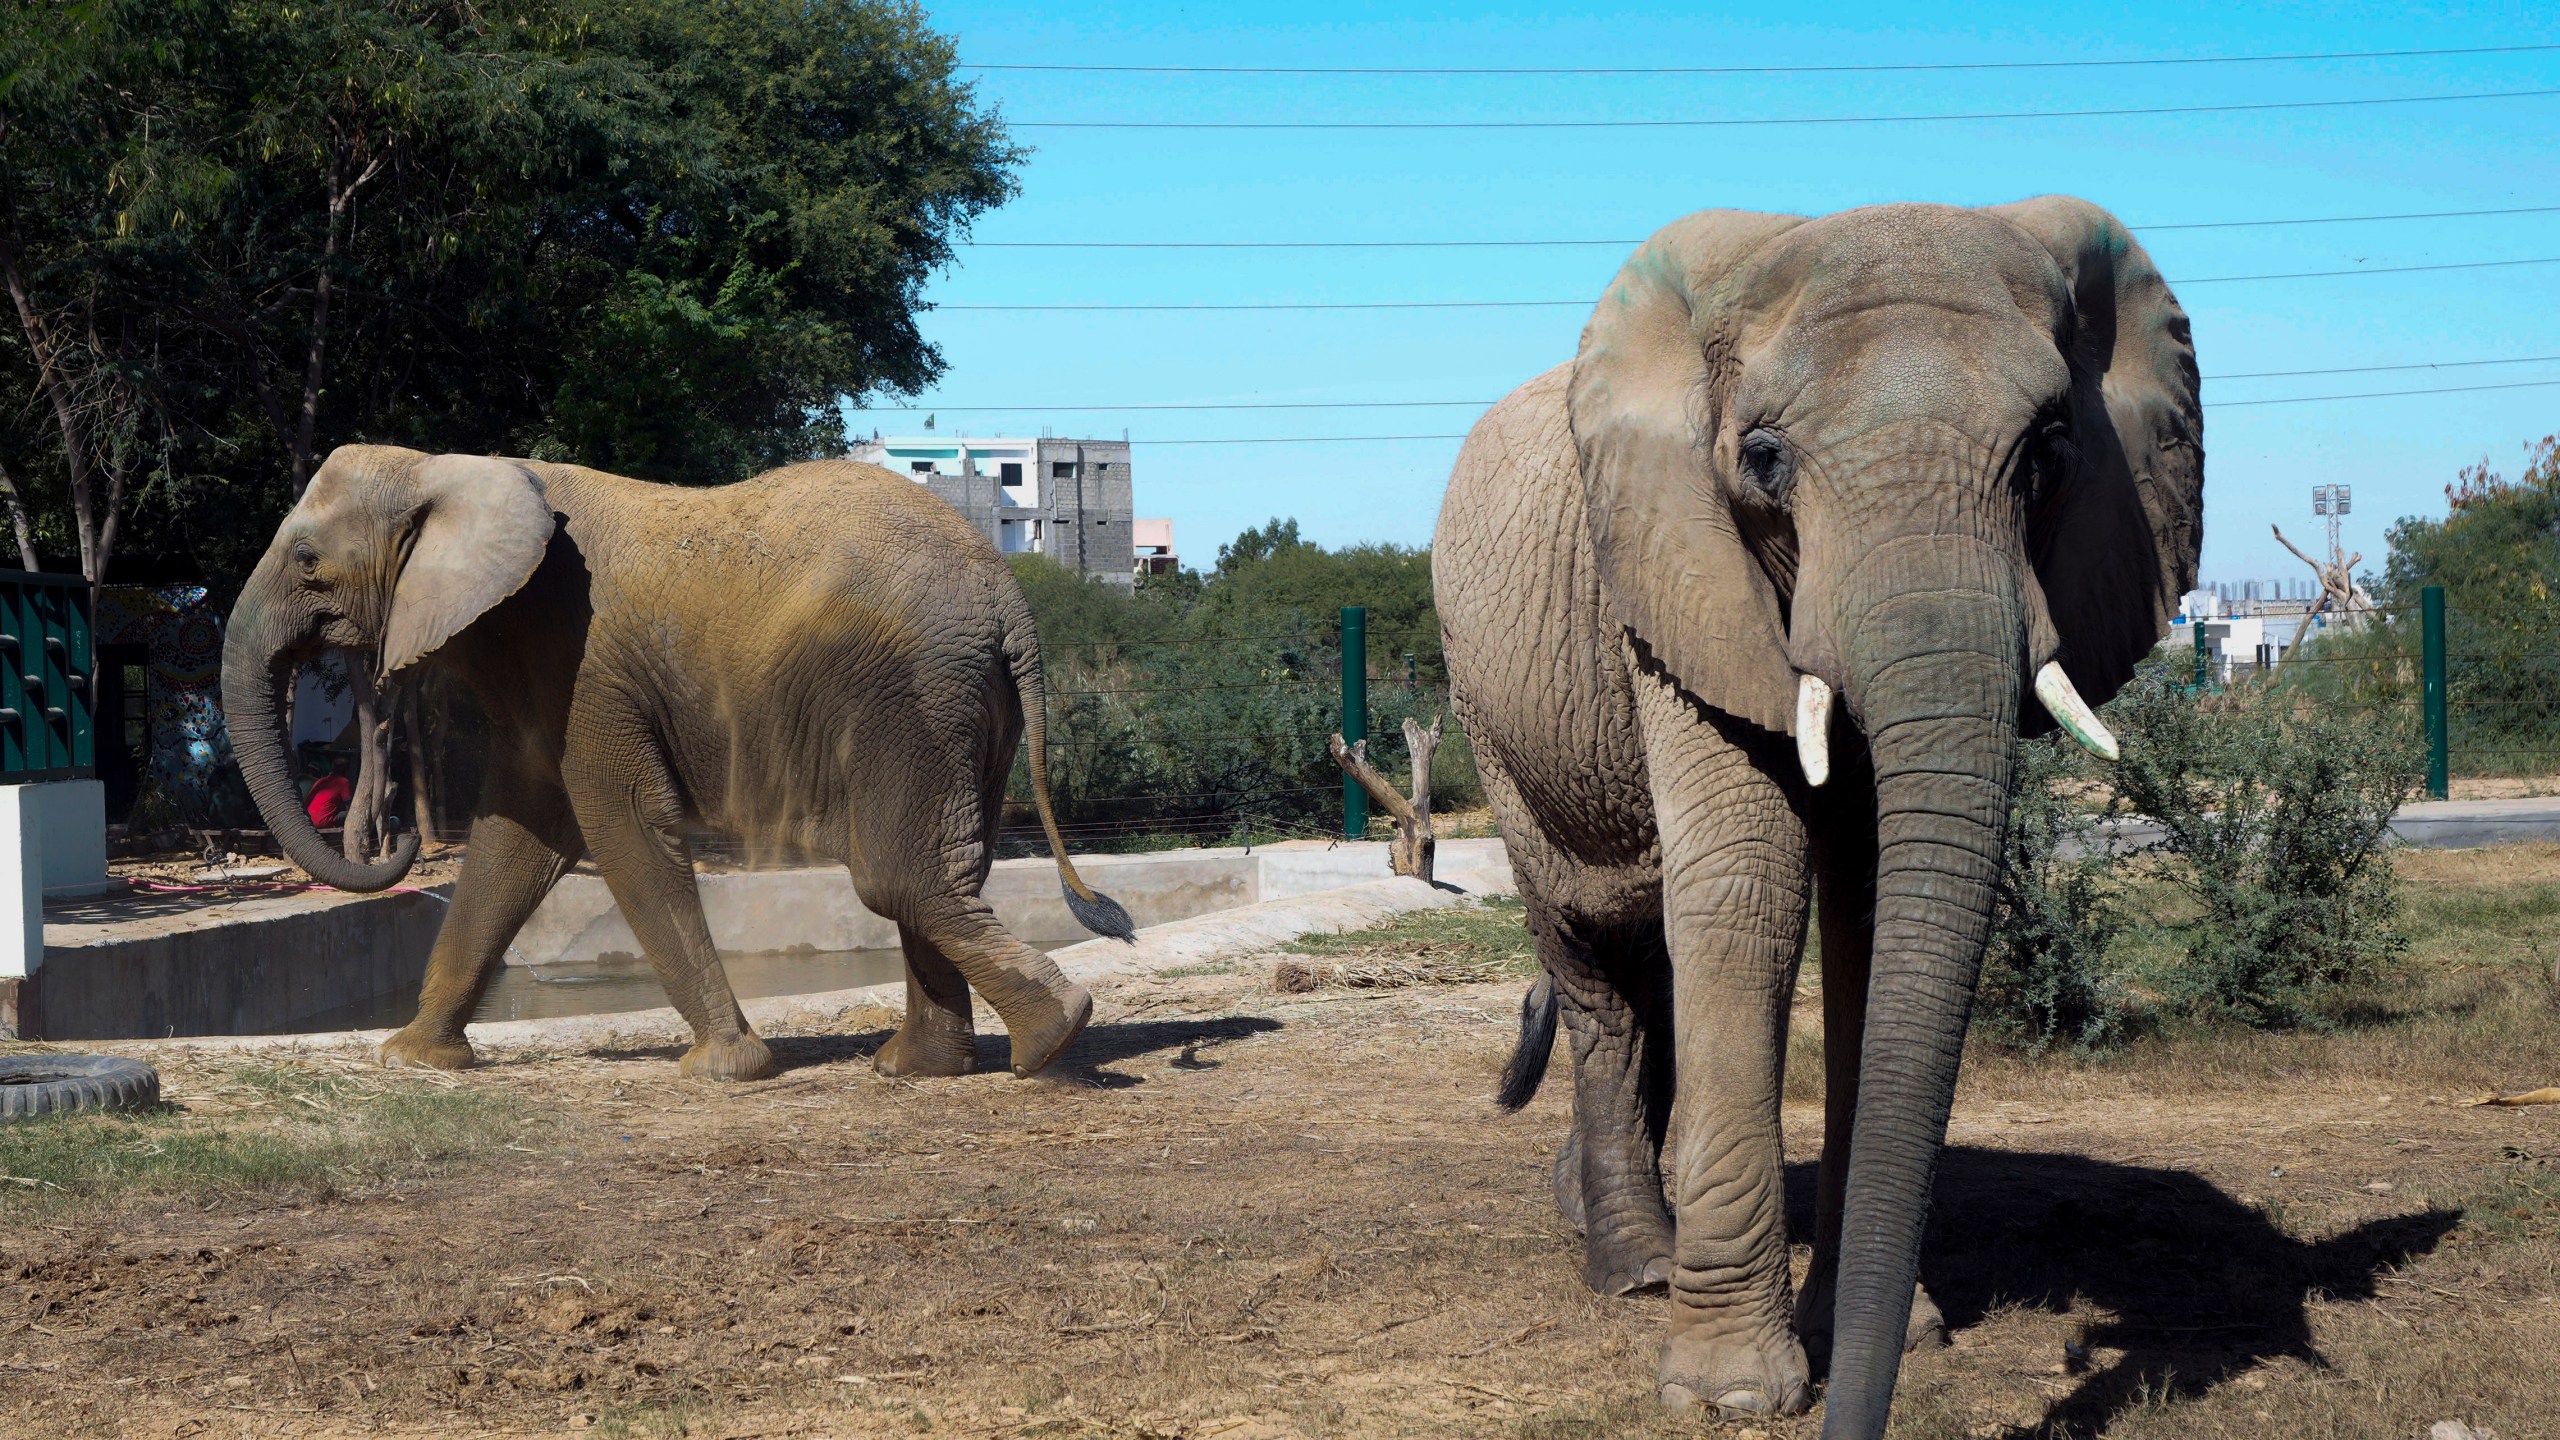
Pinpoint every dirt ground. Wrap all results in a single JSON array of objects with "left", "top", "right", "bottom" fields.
[{"left": 6, "top": 864, "right": 2560, "bottom": 1440}]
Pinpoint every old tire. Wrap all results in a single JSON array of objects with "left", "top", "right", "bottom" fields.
[{"left": 0, "top": 1055, "right": 161, "bottom": 1122}]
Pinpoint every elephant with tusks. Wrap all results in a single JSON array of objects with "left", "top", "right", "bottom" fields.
[{"left": 1438, "top": 198, "right": 2200, "bottom": 1437}]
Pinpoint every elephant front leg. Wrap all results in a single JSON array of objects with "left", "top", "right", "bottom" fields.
[
  {"left": 576, "top": 782, "right": 774, "bottom": 1082},
  {"left": 1543, "top": 914, "right": 1677, "bottom": 1296},
  {"left": 1636, "top": 675, "right": 1814, "bottom": 1418},
  {"left": 381, "top": 791, "right": 579, "bottom": 1071}
]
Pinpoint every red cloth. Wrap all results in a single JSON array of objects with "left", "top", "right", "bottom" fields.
[{"left": 307, "top": 774, "right": 352, "bottom": 828}]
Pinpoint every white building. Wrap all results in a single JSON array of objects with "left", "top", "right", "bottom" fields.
[{"left": 846, "top": 434, "right": 1136, "bottom": 588}]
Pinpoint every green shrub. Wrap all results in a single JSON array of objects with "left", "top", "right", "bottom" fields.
[
  {"left": 2105, "top": 664, "right": 2421, "bottom": 1029},
  {"left": 1979, "top": 732, "right": 2126, "bottom": 1054}
]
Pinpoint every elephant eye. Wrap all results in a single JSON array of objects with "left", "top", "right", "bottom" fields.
[
  {"left": 291, "top": 540, "right": 321, "bottom": 574},
  {"left": 2031, "top": 418, "right": 2077, "bottom": 495},
  {"left": 1738, "top": 429, "right": 1794, "bottom": 502}
]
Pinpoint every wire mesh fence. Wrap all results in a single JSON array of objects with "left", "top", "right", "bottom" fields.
[
  {"left": 992, "top": 622, "right": 1469, "bottom": 856},
  {"left": 2191, "top": 594, "right": 2560, "bottom": 786}
]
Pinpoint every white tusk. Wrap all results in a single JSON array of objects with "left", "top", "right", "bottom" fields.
[
  {"left": 1795, "top": 674, "right": 1833, "bottom": 788},
  {"left": 2034, "top": 661, "right": 2120, "bottom": 762}
]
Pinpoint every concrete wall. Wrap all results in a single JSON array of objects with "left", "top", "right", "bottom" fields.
[
  {"left": 23, "top": 885, "right": 446, "bottom": 1041},
  {"left": 15, "top": 836, "right": 1516, "bottom": 1039},
  {"left": 510, "top": 838, "right": 1514, "bottom": 966},
  {"left": 1, "top": 778, "right": 110, "bottom": 985}
]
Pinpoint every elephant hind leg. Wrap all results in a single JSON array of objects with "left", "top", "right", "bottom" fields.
[
  {"left": 900, "top": 897, "right": 1090, "bottom": 1077},
  {"left": 1544, "top": 911, "right": 1677, "bottom": 1297},
  {"left": 874, "top": 925, "right": 981, "bottom": 1078}
]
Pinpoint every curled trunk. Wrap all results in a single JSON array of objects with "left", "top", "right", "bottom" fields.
[
  {"left": 220, "top": 610, "right": 419, "bottom": 892},
  {"left": 1820, "top": 557, "right": 2021, "bottom": 1439}
]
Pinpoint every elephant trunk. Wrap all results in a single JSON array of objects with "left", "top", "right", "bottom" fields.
[
  {"left": 220, "top": 594, "right": 420, "bottom": 893},
  {"left": 1819, "top": 536, "right": 2023, "bottom": 1440}
]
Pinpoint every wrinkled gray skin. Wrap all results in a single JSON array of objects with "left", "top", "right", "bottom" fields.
[
  {"left": 223, "top": 448, "right": 1132, "bottom": 1083},
  {"left": 1437, "top": 199, "right": 2201, "bottom": 1437}
]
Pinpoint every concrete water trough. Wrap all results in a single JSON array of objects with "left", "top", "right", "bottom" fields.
[{"left": 12, "top": 838, "right": 1517, "bottom": 1042}]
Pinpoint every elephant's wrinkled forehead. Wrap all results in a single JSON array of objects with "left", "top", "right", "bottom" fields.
[
  {"left": 1726, "top": 206, "right": 2073, "bottom": 423},
  {"left": 302, "top": 444, "right": 428, "bottom": 512},
  {"left": 1751, "top": 204, "right": 2070, "bottom": 339}
]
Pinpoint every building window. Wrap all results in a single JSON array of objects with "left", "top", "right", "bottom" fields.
[
  {"left": 1000, "top": 462, "right": 1022, "bottom": 484},
  {"left": 1051, "top": 461, "right": 1076, "bottom": 479},
  {"left": 1096, "top": 461, "right": 1112, "bottom": 472},
  {"left": 910, "top": 460, "right": 933, "bottom": 474}
]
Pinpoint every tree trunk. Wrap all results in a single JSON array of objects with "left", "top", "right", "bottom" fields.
[{"left": 1327, "top": 714, "right": 1441, "bottom": 881}]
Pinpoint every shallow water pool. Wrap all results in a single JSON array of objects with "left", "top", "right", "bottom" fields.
[{"left": 286, "top": 947, "right": 912, "bottom": 1034}]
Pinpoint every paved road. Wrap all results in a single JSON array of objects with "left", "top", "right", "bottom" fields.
[{"left": 2093, "top": 795, "right": 2560, "bottom": 853}]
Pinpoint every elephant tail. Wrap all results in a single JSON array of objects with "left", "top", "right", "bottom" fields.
[
  {"left": 1002, "top": 590, "right": 1137, "bottom": 943},
  {"left": 1495, "top": 973, "right": 1558, "bottom": 1111}
]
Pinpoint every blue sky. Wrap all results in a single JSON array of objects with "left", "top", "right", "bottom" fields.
[{"left": 842, "top": 3, "right": 2560, "bottom": 587}]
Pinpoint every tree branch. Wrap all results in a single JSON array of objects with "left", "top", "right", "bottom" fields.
[{"left": 0, "top": 455, "right": 39, "bottom": 570}]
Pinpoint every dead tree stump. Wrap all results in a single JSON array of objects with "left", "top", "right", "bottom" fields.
[{"left": 1328, "top": 714, "right": 1442, "bottom": 882}]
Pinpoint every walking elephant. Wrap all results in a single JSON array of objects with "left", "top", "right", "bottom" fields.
[
  {"left": 1437, "top": 199, "right": 2200, "bottom": 1436},
  {"left": 222, "top": 448, "right": 1133, "bottom": 1082}
]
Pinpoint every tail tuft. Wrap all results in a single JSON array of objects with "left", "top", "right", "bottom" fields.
[
  {"left": 1495, "top": 974, "right": 1558, "bottom": 1111},
  {"left": 1064, "top": 880, "right": 1137, "bottom": 943}
]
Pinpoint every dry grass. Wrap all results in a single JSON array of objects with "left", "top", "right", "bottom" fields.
[{"left": 0, "top": 854, "right": 2554, "bottom": 1437}]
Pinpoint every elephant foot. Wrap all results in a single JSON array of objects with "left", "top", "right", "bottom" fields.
[
  {"left": 998, "top": 981, "right": 1092, "bottom": 1078},
  {"left": 1587, "top": 1244, "right": 1673, "bottom": 1297},
  {"left": 1657, "top": 1322, "right": 1812, "bottom": 1417},
  {"left": 1906, "top": 1283, "right": 1948, "bottom": 1351},
  {"left": 1553, "top": 1130, "right": 1585, "bottom": 1232},
  {"left": 1555, "top": 1131, "right": 1674, "bottom": 1294},
  {"left": 679, "top": 1031, "right": 776, "bottom": 1082},
  {"left": 1796, "top": 1273, "right": 1947, "bottom": 1372},
  {"left": 874, "top": 1018, "right": 979, "bottom": 1079},
  {"left": 379, "top": 1026, "right": 476, "bottom": 1072}
]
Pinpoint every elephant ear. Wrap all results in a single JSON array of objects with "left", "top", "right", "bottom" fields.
[
  {"left": 382, "top": 454, "right": 556, "bottom": 674},
  {"left": 1990, "top": 196, "right": 2204, "bottom": 708},
  {"left": 1569, "top": 209, "right": 1807, "bottom": 735}
]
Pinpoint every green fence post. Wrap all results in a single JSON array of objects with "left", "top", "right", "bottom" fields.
[
  {"left": 2422, "top": 584, "right": 2448, "bottom": 800},
  {"left": 1341, "top": 607, "right": 1368, "bottom": 839},
  {"left": 2192, "top": 617, "right": 2210, "bottom": 692}
]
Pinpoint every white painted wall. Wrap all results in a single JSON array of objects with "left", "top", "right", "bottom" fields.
[{"left": 0, "top": 779, "right": 109, "bottom": 979}]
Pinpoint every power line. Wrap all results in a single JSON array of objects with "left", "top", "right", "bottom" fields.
[
  {"left": 1054, "top": 378, "right": 2560, "bottom": 446},
  {"left": 965, "top": 204, "right": 2560, "bottom": 248},
  {"left": 1013, "top": 85, "right": 2560, "bottom": 130},
  {"left": 963, "top": 42, "right": 2560, "bottom": 78},
  {"left": 933, "top": 256, "right": 2560, "bottom": 312},
  {"left": 2209, "top": 353, "right": 2560, "bottom": 380},
  {"left": 2175, "top": 256, "right": 2560, "bottom": 284},
  {"left": 853, "top": 355, "right": 2560, "bottom": 413},
  {"left": 2209, "top": 377, "right": 2560, "bottom": 407}
]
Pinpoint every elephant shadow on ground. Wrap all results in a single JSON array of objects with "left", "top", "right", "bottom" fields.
[
  {"left": 1784, "top": 1147, "right": 2459, "bottom": 1438},
  {"left": 754, "top": 1014, "right": 1283, "bottom": 1086}
]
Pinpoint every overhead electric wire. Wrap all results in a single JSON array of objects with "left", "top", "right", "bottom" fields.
[
  {"left": 934, "top": 256, "right": 2560, "bottom": 312},
  {"left": 962, "top": 41, "right": 2560, "bottom": 77},
  {"left": 990, "top": 379, "right": 2560, "bottom": 446},
  {"left": 858, "top": 354, "right": 2560, "bottom": 413},
  {"left": 1011, "top": 85, "right": 2560, "bottom": 130},
  {"left": 963, "top": 205, "right": 2560, "bottom": 249}
]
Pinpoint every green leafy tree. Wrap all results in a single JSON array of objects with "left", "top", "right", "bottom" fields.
[
  {"left": 2281, "top": 435, "right": 2560, "bottom": 775},
  {"left": 1001, "top": 519, "right": 1473, "bottom": 849},
  {"left": 1979, "top": 733, "right": 2124, "bottom": 1054},
  {"left": 0, "top": 0, "right": 1018, "bottom": 590},
  {"left": 2106, "top": 666, "right": 2419, "bottom": 1029}
]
